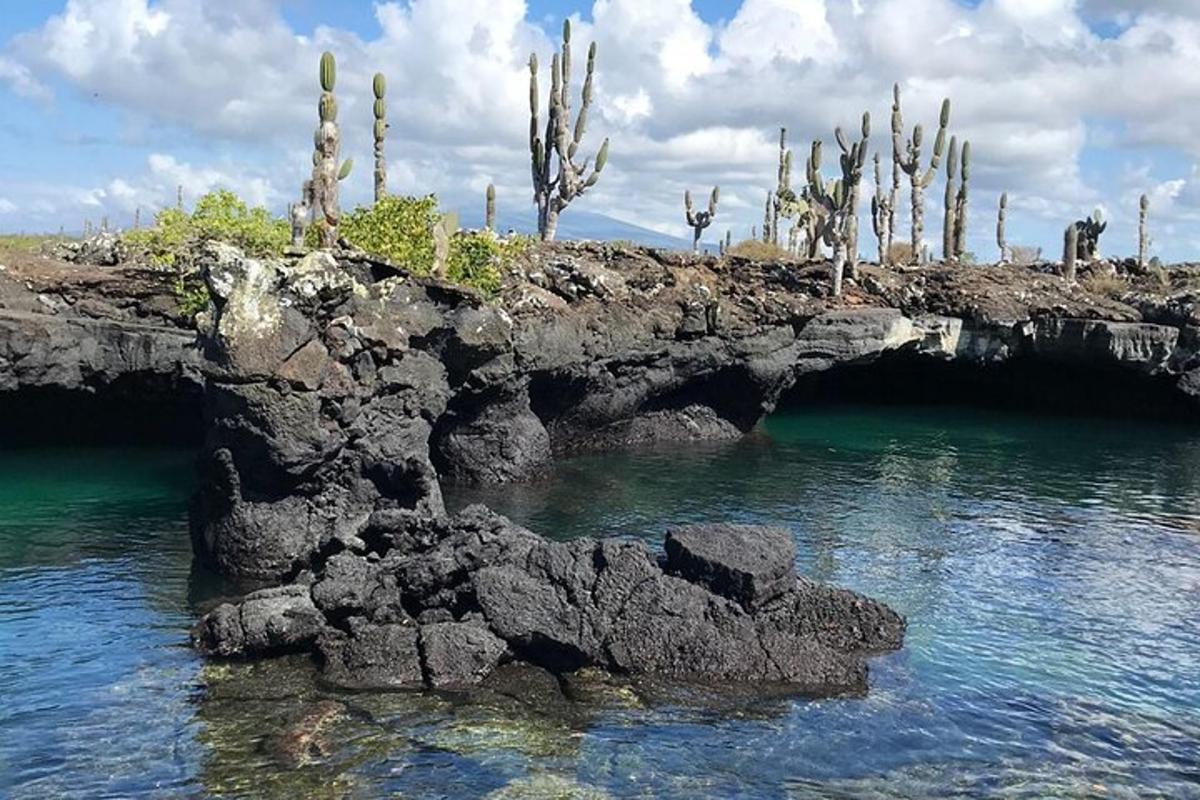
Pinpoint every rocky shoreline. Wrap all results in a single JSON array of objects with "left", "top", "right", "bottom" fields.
[{"left": 4, "top": 241, "right": 1200, "bottom": 697}]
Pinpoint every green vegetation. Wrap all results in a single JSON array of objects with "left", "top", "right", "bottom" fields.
[
  {"left": 0, "top": 234, "right": 63, "bottom": 258},
  {"left": 333, "top": 194, "right": 528, "bottom": 297},
  {"left": 337, "top": 194, "right": 440, "bottom": 271},
  {"left": 124, "top": 189, "right": 289, "bottom": 267}
]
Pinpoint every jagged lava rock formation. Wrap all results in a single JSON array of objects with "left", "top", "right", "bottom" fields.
[{"left": 9, "top": 239, "right": 1200, "bottom": 695}]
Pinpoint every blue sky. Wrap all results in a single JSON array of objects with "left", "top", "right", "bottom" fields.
[{"left": 1, "top": 1, "right": 1199, "bottom": 262}]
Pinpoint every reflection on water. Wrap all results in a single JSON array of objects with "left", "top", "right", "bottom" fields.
[{"left": 1, "top": 407, "right": 1200, "bottom": 798}]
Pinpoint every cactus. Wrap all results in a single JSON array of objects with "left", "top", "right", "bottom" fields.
[
  {"left": 724, "top": 229, "right": 732, "bottom": 255},
  {"left": 1138, "top": 194, "right": 1149, "bottom": 269},
  {"left": 529, "top": 21, "right": 609, "bottom": 241},
  {"left": 773, "top": 128, "right": 789, "bottom": 246},
  {"left": 1064, "top": 223, "right": 1078, "bottom": 282},
  {"left": 176, "top": 185, "right": 183, "bottom": 211},
  {"left": 373, "top": 72, "right": 387, "bottom": 202},
  {"left": 133, "top": 206, "right": 141, "bottom": 231},
  {"left": 311, "top": 51, "right": 352, "bottom": 248},
  {"left": 762, "top": 191, "right": 774, "bottom": 244},
  {"left": 486, "top": 184, "right": 497, "bottom": 231},
  {"left": 954, "top": 141, "right": 970, "bottom": 261},
  {"left": 892, "top": 84, "right": 950, "bottom": 263},
  {"left": 806, "top": 114, "right": 869, "bottom": 297},
  {"left": 871, "top": 153, "right": 891, "bottom": 266},
  {"left": 291, "top": 180, "right": 313, "bottom": 247},
  {"left": 835, "top": 112, "right": 870, "bottom": 278},
  {"left": 685, "top": 187, "right": 719, "bottom": 254},
  {"left": 943, "top": 136, "right": 959, "bottom": 262},
  {"left": 996, "top": 192, "right": 1010, "bottom": 265},
  {"left": 1067, "top": 208, "right": 1107, "bottom": 263}
]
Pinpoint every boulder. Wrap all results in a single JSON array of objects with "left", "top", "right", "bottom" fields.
[
  {"left": 191, "top": 584, "right": 325, "bottom": 658},
  {"left": 316, "top": 618, "right": 423, "bottom": 690},
  {"left": 664, "top": 523, "right": 796, "bottom": 610},
  {"left": 419, "top": 620, "right": 509, "bottom": 687}
]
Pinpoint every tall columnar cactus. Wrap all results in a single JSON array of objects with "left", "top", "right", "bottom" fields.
[
  {"left": 871, "top": 152, "right": 891, "bottom": 266},
  {"left": 943, "top": 136, "right": 959, "bottom": 262},
  {"left": 1138, "top": 194, "right": 1149, "bottom": 269},
  {"left": 724, "top": 229, "right": 732, "bottom": 255},
  {"left": 806, "top": 120, "right": 868, "bottom": 297},
  {"left": 486, "top": 184, "right": 496, "bottom": 231},
  {"left": 836, "top": 112, "right": 870, "bottom": 278},
  {"left": 1064, "top": 223, "right": 1078, "bottom": 282},
  {"left": 997, "top": 192, "right": 1009, "bottom": 265},
  {"left": 954, "top": 141, "right": 970, "bottom": 261},
  {"left": 311, "top": 51, "right": 353, "bottom": 249},
  {"left": 529, "top": 20, "right": 609, "bottom": 241},
  {"left": 773, "top": 127, "right": 789, "bottom": 246},
  {"left": 373, "top": 72, "right": 387, "bottom": 202},
  {"left": 762, "top": 191, "right": 774, "bottom": 244},
  {"left": 685, "top": 187, "right": 719, "bottom": 254},
  {"left": 892, "top": 85, "right": 950, "bottom": 263}
]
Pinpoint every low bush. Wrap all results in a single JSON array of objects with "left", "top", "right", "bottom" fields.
[
  {"left": 727, "top": 240, "right": 796, "bottom": 261},
  {"left": 337, "top": 194, "right": 440, "bottom": 272},
  {"left": 337, "top": 194, "right": 528, "bottom": 296},
  {"left": 887, "top": 242, "right": 914, "bottom": 265},
  {"left": 124, "top": 190, "right": 289, "bottom": 267}
]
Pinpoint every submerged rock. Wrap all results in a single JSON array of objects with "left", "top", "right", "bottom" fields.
[{"left": 194, "top": 506, "right": 906, "bottom": 697}]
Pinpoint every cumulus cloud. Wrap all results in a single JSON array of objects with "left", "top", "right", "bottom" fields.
[{"left": 2, "top": 0, "right": 1200, "bottom": 258}]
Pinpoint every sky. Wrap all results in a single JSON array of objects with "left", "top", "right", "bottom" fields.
[{"left": 1, "top": 0, "right": 1200, "bottom": 261}]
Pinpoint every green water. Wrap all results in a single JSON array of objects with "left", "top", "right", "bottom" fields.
[{"left": 1, "top": 408, "right": 1199, "bottom": 798}]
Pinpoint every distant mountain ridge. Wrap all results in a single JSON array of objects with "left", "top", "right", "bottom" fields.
[{"left": 455, "top": 207, "right": 719, "bottom": 253}]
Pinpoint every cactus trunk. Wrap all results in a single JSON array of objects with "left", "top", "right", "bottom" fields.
[
  {"left": 486, "top": 184, "right": 496, "bottom": 231},
  {"left": 373, "top": 73, "right": 387, "bottom": 202},
  {"left": 997, "top": 192, "right": 1008, "bottom": 264},
  {"left": 1138, "top": 194, "right": 1149, "bottom": 269},
  {"left": 911, "top": 182, "right": 925, "bottom": 259},
  {"left": 832, "top": 238, "right": 846, "bottom": 297},
  {"left": 1064, "top": 224, "right": 1078, "bottom": 282},
  {"left": 312, "top": 52, "right": 346, "bottom": 249},
  {"left": 943, "top": 136, "right": 958, "bottom": 263}
]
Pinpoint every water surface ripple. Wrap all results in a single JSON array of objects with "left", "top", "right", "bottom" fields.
[{"left": 1, "top": 408, "right": 1199, "bottom": 798}]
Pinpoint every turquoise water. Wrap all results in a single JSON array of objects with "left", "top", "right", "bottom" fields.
[{"left": 2, "top": 408, "right": 1200, "bottom": 798}]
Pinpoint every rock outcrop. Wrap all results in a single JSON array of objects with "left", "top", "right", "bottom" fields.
[
  {"left": 193, "top": 506, "right": 905, "bottom": 695},
  {"left": 9, "top": 238, "right": 1200, "bottom": 699}
]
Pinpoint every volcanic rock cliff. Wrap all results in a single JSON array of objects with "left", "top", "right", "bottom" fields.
[{"left": 4, "top": 240, "right": 1200, "bottom": 696}]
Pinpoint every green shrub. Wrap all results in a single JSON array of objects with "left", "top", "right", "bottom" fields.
[
  {"left": 124, "top": 189, "right": 288, "bottom": 267},
  {"left": 338, "top": 194, "right": 440, "bottom": 273},
  {"left": 172, "top": 272, "right": 211, "bottom": 321},
  {"left": 446, "top": 231, "right": 531, "bottom": 297},
  {"left": 337, "top": 195, "right": 528, "bottom": 296}
]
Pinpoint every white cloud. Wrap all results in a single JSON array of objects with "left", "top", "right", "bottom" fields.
[
  {"left": 0, "top": 198, "right": 17, "bottom": 214},
  {"left": 0, "top": 55, "right": 50, "bottom": 101}
]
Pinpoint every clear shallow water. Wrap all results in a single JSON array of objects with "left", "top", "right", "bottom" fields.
[{"left": 0, "top": 408, "right": 1199, "bottom": 798}]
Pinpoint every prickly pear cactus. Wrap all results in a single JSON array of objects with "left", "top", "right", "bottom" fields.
[
  {"left": 486, "top": 184, "right": 496, "bottom": 231},
  {"left": 312, "top": 51, "right": 344, "bottom": 249},
  {"left": 373, "top": 72, "right": 387, "bottom": 202}
]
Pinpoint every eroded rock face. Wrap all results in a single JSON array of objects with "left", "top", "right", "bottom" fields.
[{"left": 193, "top": 506, "right": 906, "bottom": 696}]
